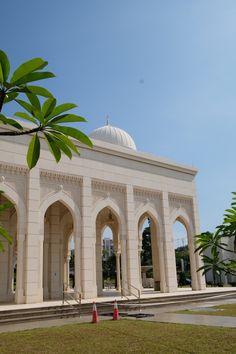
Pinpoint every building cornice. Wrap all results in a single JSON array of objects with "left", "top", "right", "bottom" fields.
[{"left": 89, "top": 139, "right": 198, "bottom": 177}]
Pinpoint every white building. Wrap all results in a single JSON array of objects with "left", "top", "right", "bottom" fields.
[{"left": 0, "top": 123, "right": 206, "bottom": 304}]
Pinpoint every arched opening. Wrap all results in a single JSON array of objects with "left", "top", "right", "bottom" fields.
[
  {"left": 0, "top": 194, "right": 17, "bottom": 303},
  {"left": 43, "top": 201, "right": 74, "bottom": 300},
  {"left": 68, "top": 233, "right": 75, "bottom": 289},
  {"left": 102, "top": 226, "right": 115, "bottom": 289},
  {"left": 138, "top": 213, "right": 161, "bottom": 292},
  {"left": 95, "top": 207, "right": 121, "bottom": 297},
  {"left": 173, "top": 219, "right": 191, "bottom": 288}
]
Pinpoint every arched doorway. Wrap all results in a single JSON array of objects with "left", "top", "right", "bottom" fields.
[
  {"left": 0, "top": 194, "right": 17, "bottom": 302},
  {"left": 43, "top": 201, "right": 74, "bottom": 300},
  {"left": 138, "top": 213, "right": 161, "bottom": 292},
  {"left": 173, "top": 220, "right": 191, "bottom": 288},
  {"left": 95, "top": 207, "right": 121, "bottom": 297}
]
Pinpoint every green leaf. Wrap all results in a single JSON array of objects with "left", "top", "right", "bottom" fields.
[
  {"left": 0, "top": 226, "right": 12, "bottom": 244},
  {"left": 10, "top": 58, "right": 48, "bottom": 84},
  {"left": 15, "top": 99, "right": 34, "bottom": 115},
  {"left": 27, "top": 85, "right": 53, "bottom": 98},
  {"left": 12, "top": 71, "right": 55, "bottom": 86},
  {"left": 15, "top": 98, "right": 43, "bottom": 123},
  {"left": 44, "top": 132, "right": 61, "bottom": 162},
  {"left": 49, "top": 125, "right": 93, "bottom": 147},
  {"left": 27, "top": 134, "right": 40, "bottom": 169},
  {"left": 0, "top": 114, "right": 23, "bottom": 130},
  {"left": 26, "top": 93, "right": 41, "bottom": 111},
  {"left": 50, "top": 131, "right": 80, "bottom": 155},
  {"left": 4, "top": 92, "right": 18, "bottom": 104},
  {"left": 0, "top": 50, "right": 10, "bottom": 81},
  {"left": 46, "top": 133, "right": 72, "bottom": 159},
  {"left": 49, "top": 114, "right": 86, "bottom": 124},
  {"left": 42, "top": 98, "right": 56, "bottom": 118},
  {"left": 14, "top": 112, "right": 37, "bottom": 124},
  {"left": 0, "top": 201, "right": 12, "bottom": 212},
  {"left": 46, "top": 103, "right": 77, "bottom": 120},
  {"left": 0, "top": 63, "right": 3, "bottom": 84}
]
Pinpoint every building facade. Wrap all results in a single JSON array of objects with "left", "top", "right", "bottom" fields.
[{"left": 0, "top": 123, "right": 206, "bottom": 304}]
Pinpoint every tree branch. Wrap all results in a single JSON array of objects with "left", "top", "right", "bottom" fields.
[{"left": 0, "top": 126, "right": 42, "bottom": 136}]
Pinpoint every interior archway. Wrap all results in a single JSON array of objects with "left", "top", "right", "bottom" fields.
[
  {"left": 95, "top": 207, "right": 121, "bottom": 297},
  {"left": 43, "top": 201, "right": 74, "bottom": 300},
  {"left": 138, "top": 213, "right": 161, "bottom": 292},
  {"left": 0, "top": 194, "right": 17, "bottom": 303},
  {"left": 173, "top": 219, "right": 191, "bottom": 289}
]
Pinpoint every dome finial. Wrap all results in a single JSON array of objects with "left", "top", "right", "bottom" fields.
[{"left": 106, "top": 115, "right": 110, "bottom": 126}]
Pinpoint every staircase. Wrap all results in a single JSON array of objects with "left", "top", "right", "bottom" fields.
[{"left": 0, "top": 289, "right": 235, "bottom": 325}]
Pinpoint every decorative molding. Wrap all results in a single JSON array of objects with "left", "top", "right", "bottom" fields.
[
  {"left": 92, "top": 179, "right": 125, "bottom": 193},
  {"left": 168, "top": 193, "right": 193, "bottom": 209},
  {"left": 168, "top": 193, "right": 194, "bottom": 225},
  {"left": 40, "top": 170, "right": 82, "bottom": 184},
  {"left": 134, "top": 187, "right": 162, "bottom": 201},
  {"left": 0, "top": 163, "right": 27, "bottom": 176}
]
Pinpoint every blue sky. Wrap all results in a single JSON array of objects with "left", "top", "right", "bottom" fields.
[{"left": 2, "top": 0, "right": 236, "bottom": 232}]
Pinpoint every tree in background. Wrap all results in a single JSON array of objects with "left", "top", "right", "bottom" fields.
[
  {"left": 141, "top": 222, "right": 152, "bottom": 266},
  {"left": 0, "top": 191, "right": 13, "bottom": 251},
  {"left": 0, "top": 49, "right": 92, "bottom": 250},
  {"left": 195, "top": 192, "right": 236, "bottom": 284},
  {"left": 175, "top": 245, "right": 190, "bottom": 285}
]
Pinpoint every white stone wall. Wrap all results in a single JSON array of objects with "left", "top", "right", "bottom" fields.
[{"left": 0, "top": 131, "right": 206, "bottom": 304}]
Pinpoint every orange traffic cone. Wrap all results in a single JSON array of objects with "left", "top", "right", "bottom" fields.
[
  {"left": 91, "top": 302, "right": 99, "bottom": 323},
  {"left": 113, "top": 300, "right": 119, "bottom": 320}
]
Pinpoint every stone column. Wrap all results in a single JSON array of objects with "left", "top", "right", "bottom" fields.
[
  {"left": 81, "top": 176, "right": 96, "bottom": 298},
  {"left": 162, "top": 191, "right": 178, "bottom": 292},
  {"left": 192, "top": 195, "right": 206, "bottom": 290},
  {"left": 43, "top": 241, "right": 49, "bottom": 299},
  {"left": 24, "top": 167, "right": 43, "bottom": 303},
  {"left": 15, "top": 225, "right": 26, "bottom": 304},
  {"left": 74, "top": 231, "right": 81, "bottom": 295},
  {"left": 95, "top": 226, "right": 103, "bottom": 296},
  {"left": 151, "top": 223, "right": 161, "bottom": 290},
  {"left": 158, "top": 227, "right": 167, "bottom": 293},
  {"left": 125, "top": 185, "right": 141, "bottom": 295},
  {"left": 7, "top": 217, "right": 15, "bottom": 300},
  {"left": 49, "top": 203, "right": 61, "bottom": 299},
  {"left": 115, "top": 250, "right": 121, "bottom": 291},
  {"left": 67, "top": 253, "right": 71, "bottom": 287},
  {"left": 138, "top": 240, "right": 143, "bottom": 289},
  {"left": 120, "top": 238, "right": 128, "bottom": 295}
]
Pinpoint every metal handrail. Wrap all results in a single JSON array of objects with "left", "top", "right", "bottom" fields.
[
  {"left": 123, "top": 280, "right": 141, "bottom": 299},
  {"left": 62, "top": 283, "right": 82, "bottom": 317},
  {"left": 121, "top": 281, "right": 141, "bottom": 312}
]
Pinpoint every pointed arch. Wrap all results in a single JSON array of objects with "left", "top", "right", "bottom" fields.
[
  {"left": 171, "top": 207, "right": 198, "bottom": 290},
  {"left": 170, "top": 207, "right": 194, "bottom": 235},
  {"left": 135, "top": 203, "right": 162, "bottom": 233},
  {"left": 92, "top": 198, "right": 125, "bottom": 235},
  {"left": 40, "top": 190, "right": 81, "bottom": 231},
  {"left": 135, "top": 203, "right": 166, "bottom": 292},
  {"left": 0, "top": 182, "right": 26, "bottom": 230}
]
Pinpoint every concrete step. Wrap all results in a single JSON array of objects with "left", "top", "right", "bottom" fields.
[{"left": 0, "top": 289, "right": 235, "bottom": 325}]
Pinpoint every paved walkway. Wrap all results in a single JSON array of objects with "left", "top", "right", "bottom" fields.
[
  {"left": 0, "top": 287, "right": 235, "bottom": 312},
  {"left": 0, "top": 311, "right": 235, "bottom": 333},
  {"left": 141, "top": 312, "right": 236, "bottom": 328},
  {"left": 0, "top": 288, "right": 236, "bottom": 333}
]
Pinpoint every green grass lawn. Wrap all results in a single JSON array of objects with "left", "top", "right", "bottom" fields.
[
  {"left": 177, "top": 303, "right": 236, "bottom": 317},
  {"left": 0, "top": 320, "right": 235, "bottom": 354}
]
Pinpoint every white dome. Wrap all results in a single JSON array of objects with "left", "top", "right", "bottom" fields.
[{"left": 89, "top": 124, "right": 137, "bottom": 150}]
